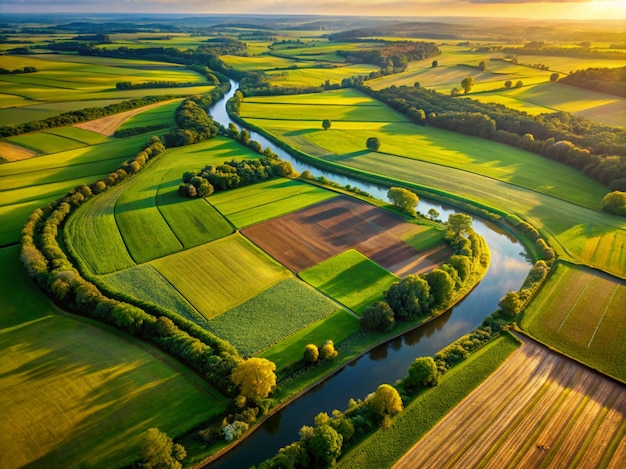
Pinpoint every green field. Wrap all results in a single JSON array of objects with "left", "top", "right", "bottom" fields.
[
  {"left": 337, "top": 332, "right": 521, "bottom": 469},
  {"left": 520, "top": 262, "right": 626, "bottom": 380},
  {"left": 208, "top": 177, "right": 338, "bottom": 228},
  {"left": 300, "top": 249, "right": 399, "bottom": 315},
  {"left": 117, "top": 99, "right": 181, "bottom": 132},
  {"left": 65, "top": 137, "right": 260, "bottom": 273},
  {"left": 0, "top": 54, "right": 213, "bottom": 126},
  {"left": 150, "top": 234, "right": 292, "bottom": 319},
  {"left": 0, "top": 245, "right": 228, "bottom": 468},
  {"left": 0, "top": 134, "right": 148, "bottom": 246},
  {"left": 100, "top": 263, "right": 203, "bottom": 323},
  {"left": 239, "top": 89, "right": 626, "bottom": 278},
  {"left": 206, "top": 278, "right": 341, "bottom": 356}
]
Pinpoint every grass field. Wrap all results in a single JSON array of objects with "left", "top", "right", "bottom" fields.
[
  {"left": 0, "top": 54, "right": 212, "bottom": 126},
  {"left": 208, "top": 177, "right": 338, "bottom": 228},
  {"left": 520, "top": 262, "right": 626, "bottom": 380},
  {"left": 258, "top": 309, "right": 362, "bottom": 370},
  {"left": 150, "top": 234, "right": 292, "bottom": 319},
  {"left": 66, "top": 137, "right": 261, "bottom": 273},
  {"left": 0, "top": 134, "right": 148, "bottom": 246},
  {"left": 0, "top": 245, "right": 228, "bottom": 469},
  {"left": 116, "top": 99, "right": 181, "bottom": 132},
  {"left": 239, "top": 89, "right": 626, "bottom": 278},
  {"left": 299, "top": 249, "right": 399, "bottom": 315},
  {"left": 338, "top": 332, "right": 521, "bottom": 469},
  {"left": 390, "top": 337, "right": 626, "bottom": 469},
  {"left": 206, "top": 278, "right": 341, "bottom": 356}
]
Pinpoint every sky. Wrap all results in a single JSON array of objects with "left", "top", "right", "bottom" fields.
[{"left": 1, "top": 0, "right": 625, "bottom": 20}]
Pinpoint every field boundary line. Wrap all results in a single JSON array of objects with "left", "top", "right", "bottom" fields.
[
  {"left": 557, "top": 272, "right": 595, "bottom": 333},
  {"left": 587, "top": 283, "right": 621, "bottom": 348}
]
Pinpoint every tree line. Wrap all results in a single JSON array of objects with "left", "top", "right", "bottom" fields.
[
  {"left": 337, "top": 41, "right": 440, "bottom": 74},
  {"left": 558, "top": 66, "right": 626, "bottom": 98},
  {"left": 361, "top": 84, "right": 626, "bottom": 191}
]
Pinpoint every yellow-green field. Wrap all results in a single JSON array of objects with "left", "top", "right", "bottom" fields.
[{"left": 521, "top": 261, "right": 626, "bottom": 380}]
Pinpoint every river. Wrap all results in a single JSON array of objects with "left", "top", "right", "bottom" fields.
[{"left": 206, "top": 81, "right": 531, "bottom": 468}]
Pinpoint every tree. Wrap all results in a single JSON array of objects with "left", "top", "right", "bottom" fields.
[
  {"left": 427, "top": 208, "right": 440, "bottom": 220},
  {"left": 362, "top": 301, "right": 395, "bottom": 332},
  {"left": 308, "top": 425, "right": 343, "bottom": 467},
  {"left": 461, "top": 77, "right": 474, "bottom": 94},
  {"left": 499, "top": 291, "right": 522, "bottom": 318},
  {"left": 319, "top": 340, "right": 338, "bottom": 360},
  {"left": 368, "top": 384, "right": 403, "bottom": 418},
  {"left": 515, "top": 80, "right": 524, "bottom": 88},
  {"left": 423, "top": 268, "right": 455, "bottom": 307},
  {"left": 366, "top": 137, "right": 381, "bottom": 151},
  {"left": 478, "top": 60, "right": 486, "bottom": 71},
  {"left": 504, "top": 80, "right": 512, "bottom": 89},
  {"left": 432, "top": 60, "right": 438, "bottom": 68},
  {"left": 550, "top": 72, "right": 560, "bottom": 82},
  {"left": 407, "top": 356, "right": 439, "bottom": 388},
  {"left": 322, "top": 119, "right": 332, "bottom": 130},
  {"left": 601, "top": 191, "right": 626, "bottom": 216},
  {"left": 385, "top": 275, "right": 432, "bottom": 321},
  {"left": 387, "top": 187, "right": 419, "bottom": 216},
  {"left": 447, "top": 213, "right": 473, "bottom": 239},
  {"left": 141, "top": 428, "right": 186, "bottom": 469},
  {"left": 450, "top": 87, "right": 461, "bottom": 96},
  {"left": 304, "top": 344, "right": 319, "bottom": 363},
  {"left": 231, "top": 357, "right": 276, "bottom": 402}
]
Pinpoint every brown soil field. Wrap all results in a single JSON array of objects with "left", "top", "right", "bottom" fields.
[
  {"left": 241, "top": 196, "right": 450, "bottom": 275},
  {"left": 73, "top": 99, "right": 176, "bottom": 136},
  {"left": 393, "top": 335, "right": 626, "bottom": 469},
  {"left": 0, "top": 141, "right": 37, "bottom": 162}
]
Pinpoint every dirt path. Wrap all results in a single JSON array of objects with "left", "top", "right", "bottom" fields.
[
  {"left": 73, "top": 99, "right": 176, "bottom": 136},
  {"left": 392, "top": 335, "right": 626, "bottom": 469}
]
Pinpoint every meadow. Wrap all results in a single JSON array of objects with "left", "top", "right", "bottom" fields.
[
  {"left": 299, "top": 249, "right": 399, "bottom": 315},
  {"left": 520, "top": 261, "right": 626, "bottom": 380},
  {"left": 0, "top": 245, "right": 228, "bottom": 468},
  {"left": 239, "top": 89, "right": 626, "bottom": 278},
  {"left": 150, "top": 234, "right": 292, "bottom": 319}
]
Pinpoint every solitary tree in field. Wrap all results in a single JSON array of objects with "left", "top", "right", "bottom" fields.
[
  {"left": 322, "top": 119, "right": 332, "bottom": 130},
  {"left": 432, "top": 60, "right": 438, "bottom": 68},
  {"left": 504, "top": 80, "right": 512, "bottom": 89},
  {"left": 461, "top": 77, "right": 474, "bottom": 94},
  {"left": 231, "top": 357, "right": 276, "bottom": 402},
  {"left": 141, "top": 428, "right": 186, "bottom": 469},
  {"left": 366, "top": 137, "right": 381, "bottom": 151},
  {"left": 515, "top": 80, "right": 524, "bottom": 88},
  {"left": 478, "top": 60, "right": 487, "bottom": 71},
  {"left": 550, "top": 72, "right": 560, "bottom": 82},
  {"left": 387, "top": 187, "right": 419, "bottom": 216}
]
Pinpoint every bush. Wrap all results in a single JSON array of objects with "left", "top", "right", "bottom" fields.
[
  {"left": 362, "top": 301, "right": 395, "bottom": 332},
  {"left": 304, "top": 344, "right": 319, "bottom": 363}
]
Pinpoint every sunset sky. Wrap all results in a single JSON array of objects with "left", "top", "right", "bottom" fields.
[{"left": 2, "top": 0, "right": 626, "bottom": 20}]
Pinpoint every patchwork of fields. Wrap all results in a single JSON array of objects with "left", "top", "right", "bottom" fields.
[
  {"left": 393, "top": 337, "right": 626, "bottom": 469},
  {"left": 239, "top": 89, "right": 626, "bottom": 279},
  {"left": 521, "top": 262, "right": 626, "bottom": 380}
]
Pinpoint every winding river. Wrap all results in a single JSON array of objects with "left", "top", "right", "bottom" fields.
[{"left": 206, "top": 81, "right": 531, "bottom": 468}]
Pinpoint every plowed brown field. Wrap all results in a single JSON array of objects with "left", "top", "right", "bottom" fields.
[
  {"left": 241, "top": 196, "right": 449, "bottom": 274},
  {"left": 393, "top": 336, "right": 626, "bottom": 469}
]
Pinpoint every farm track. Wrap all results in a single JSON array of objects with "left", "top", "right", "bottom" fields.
[{"left": 393, "top": 336, "right": 626, "bottom": 469}]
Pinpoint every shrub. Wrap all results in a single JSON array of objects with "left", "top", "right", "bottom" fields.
[{"left": 304, "top": 344, "right": 319, "bottom": 363}]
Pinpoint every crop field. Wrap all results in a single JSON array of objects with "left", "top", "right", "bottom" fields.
[
  {"left": 0, "top": 99, "right": 127, "bottom": 127},
  {"left": 0, "top": 141, "right": 37, "bottom": 162},
  {"left": 115, "top": 99, "right": 181, "bottom": 132},
  {"left": 150, "top": 234, "right": 292, "bottom": 320},
  {"left": 100, "top": 264, "right": 203, "bottom": 323},
  {"left": 0, "top": 135, "right": 147, "bottom": 246},
  {"left": 242, "top": 196, "right": 440, "bottom": 275},
  {"left": 521, "top": 262, "right": 626, "bottom": 380},
  {"left": 299, "top": 249, "right": 399, "bottom": 315},
  {"left": 258, "top": 309, "right": 361, "bottom": 370},
  {"left": 5, "top": 131, "right": 91, "bottom": 154},
  {"left": 208, "top": 177, "right": 338, "bottom": 228},
  {"left": 267, "top": 64, "right": 381, "bottom": 88},
  {"left": 220, "top": 54, "right": 316, "bottom": 71},
  {"left": 0, "top": 246, "right": 228, "bottom": 469},
  {"left": 206, "top": 278, "right": 341, "bottom": 356},
  {"left": 391, "top": 337, "right": 626, "bottom": 469}
]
